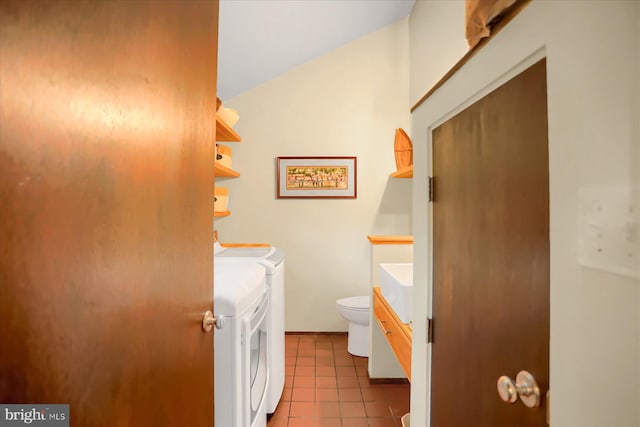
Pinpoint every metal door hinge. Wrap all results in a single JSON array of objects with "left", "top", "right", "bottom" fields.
[
  {"left": 428, "top": 176, "right": 434, "bottom": 202},
  {"left": 427, "top": 317, "right": 434, "bottom": 343},
  {"left": 546, "top": 390, "right": 550, "bottom": 425}
]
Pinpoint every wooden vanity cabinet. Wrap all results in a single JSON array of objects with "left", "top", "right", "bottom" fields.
[{"left": 373, "top": 287, "right": 412, "bottom": 380}]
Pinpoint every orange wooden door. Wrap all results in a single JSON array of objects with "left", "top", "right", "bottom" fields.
[
  {"left": 0, "top": 1, "right": 218, "bottom": 425},
  {"left": 431, "top": 59, "right": 549, "bottom": 426}
]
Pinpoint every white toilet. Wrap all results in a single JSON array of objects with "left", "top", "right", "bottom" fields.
[{"left": 336, "top": 296, "right": 370, "bottom": 357}]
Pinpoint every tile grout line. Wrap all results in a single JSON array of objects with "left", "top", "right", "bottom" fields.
[{"left": 271, "top": 334, "right": 410, "bottom": 427}]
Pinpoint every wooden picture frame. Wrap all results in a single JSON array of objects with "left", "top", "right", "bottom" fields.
[{"left": 277, "top": 156, "right": 357, "bottom": 199}]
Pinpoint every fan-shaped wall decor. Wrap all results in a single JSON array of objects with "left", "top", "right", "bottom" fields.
[{"left": 394, "top": 128, "right": 413, "bottom": 171}]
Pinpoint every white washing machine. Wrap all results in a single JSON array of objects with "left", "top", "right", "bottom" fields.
[
  {"left": 214, "top": 242, "right": 285, "bottom": 414},
  {"left": 214, "top": 263, "right": 269, "bottom": 427}
]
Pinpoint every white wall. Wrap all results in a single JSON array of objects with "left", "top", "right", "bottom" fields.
[
  {"left": 410, "top": 2, "right": 640, "bottom": 426},
  {"left": 409, "top": 0, "right": 467, "bottom": 106},
  {"left": 215, "top": 19, "right": 412, "bottom": 331}
]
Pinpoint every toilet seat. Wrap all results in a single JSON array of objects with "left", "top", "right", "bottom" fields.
[{"left": 336, "top": 296, "right": 369, "bottom": 310}]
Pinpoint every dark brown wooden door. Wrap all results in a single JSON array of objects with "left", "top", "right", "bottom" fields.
[
  {"left": 0, "top": 1, "right": 218, "bottom": 425},
  {"left": 431, "top": 59, "right": 549, "bottom": 426}
]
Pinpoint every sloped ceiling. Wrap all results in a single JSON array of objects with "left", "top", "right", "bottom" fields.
[{"left": 217, "top": 0, "right": 415, "bottom": 100}]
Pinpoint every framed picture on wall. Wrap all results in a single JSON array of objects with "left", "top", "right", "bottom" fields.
[{"left": 277, "top": 156, "right": 357, "bottom": 199}]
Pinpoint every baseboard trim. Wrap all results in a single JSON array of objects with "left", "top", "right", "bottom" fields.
[{"left": 285, "top": 331, "right": 348, "bottom": 336}]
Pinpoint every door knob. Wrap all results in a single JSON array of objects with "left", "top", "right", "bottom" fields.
[
  {"left": 497, "top": 375, "right": 518, "bottom": 403},
  {"left": 202, "top": 310, "right": 224, "bottom": 332},
  {"left": 497, "top": 370, "right": 541, "bottom": 408}
]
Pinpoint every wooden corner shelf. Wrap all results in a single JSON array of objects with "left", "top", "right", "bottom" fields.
[
  {"left": 214, "top": 101, "right": 241, "bottom": 223},
  {"left": 214, "top": 163, "right": 240, "bottom": 178},
  {"left": 367, "top": 235, "right": 414, "bottom": 245},
  {"left": 390, "top": 165, "right": 413, "bottom": 178},
  {"left": 216, "top": 116, "right": 241, "bottom": 142},
  {"left": 220, "top": 242, "right": 271, "bottom": 248}
]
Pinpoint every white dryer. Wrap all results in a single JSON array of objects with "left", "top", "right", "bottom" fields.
[
  {"left": 214, "top": 242, "right": 285, "bottom": 414},
  {"left": 214, "top": 263, "right": 269, "bottom": 427}
]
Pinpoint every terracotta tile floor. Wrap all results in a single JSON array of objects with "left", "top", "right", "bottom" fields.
[{"left": 267, "top": 334, "right": 410, "bottom": 427}]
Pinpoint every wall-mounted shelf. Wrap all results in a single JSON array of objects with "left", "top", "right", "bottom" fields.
[
  {"left": 367, "top": 235, "right": 414, "bottom": 245},
  {"left": 216, "top": 116, "right": 241, "bottom": 142},
  {"left": 390, "top": 165, "right": 413, "bottom": 178},
  {"left": 215, "top": 163, "right": 240, "bottom": 178},
  {"left": 220, "top": 242, "right": 271, "bottom": 248},
  {"left": 214, "top": 103, "right": 241, "bottom": 221}
]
